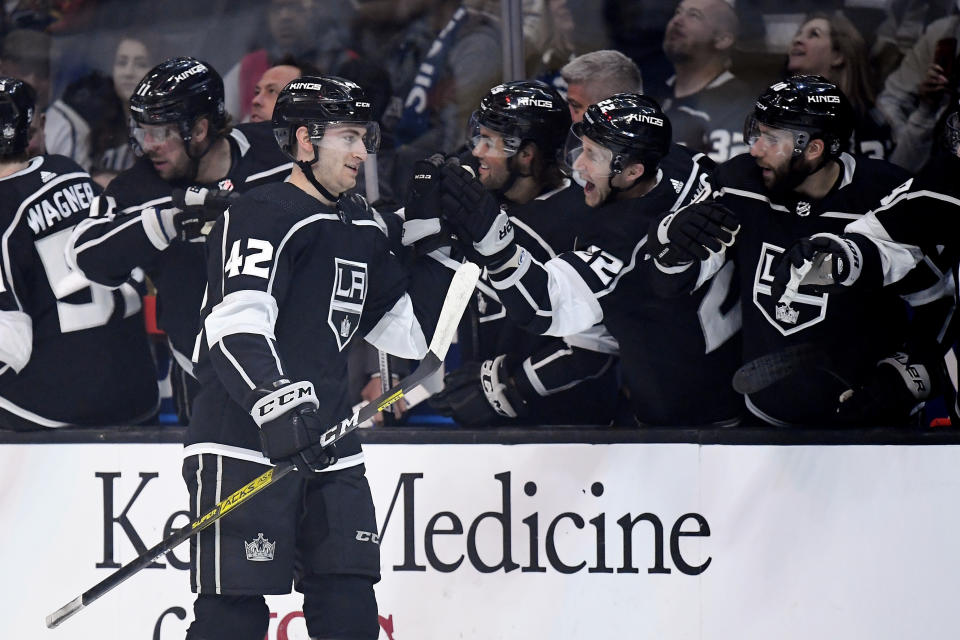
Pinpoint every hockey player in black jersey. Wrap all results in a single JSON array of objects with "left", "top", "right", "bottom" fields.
[
  {"left": 648, "top": 75, "right": 930, "bottom": 427},
  {"left": 428, "top": 80, "right": 621, "bottom": 426},
  {"left": 438, "top": 93, "right": 743, "bottom": 426},
  {"left": 184, "top": 76, "right": 453, "bottom": 640},
  {"left": 65, "top": 57, "right": 291, "bottom": 421},
  {"left": 765, "top": 107, "right": 960, "bottom": 422},
  {"left": 0, "top": 77, "right": 158, "bottom": 429}
]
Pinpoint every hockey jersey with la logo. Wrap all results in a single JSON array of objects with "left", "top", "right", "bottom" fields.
[{"left": 693, "top": 152, "right": 912, "bottom": 424}]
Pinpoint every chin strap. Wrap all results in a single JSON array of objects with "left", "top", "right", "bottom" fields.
[{"left": 297, "top": 159, "right": 342, "bottom": 203}]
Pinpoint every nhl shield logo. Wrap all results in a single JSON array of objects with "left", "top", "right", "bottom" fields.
[
  {"left": 328, "top": 258, "right": 367, "bottom": 351},
  {"left": 752, "top": 242, "right": 828, "bottom": 336}
]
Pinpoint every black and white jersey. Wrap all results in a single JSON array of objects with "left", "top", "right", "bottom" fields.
[
  {"left": 673, "top": 152, "right": 913, "bottom": 426},
  {"left": 189, "top": 182, "right": 449, "bottom": 467},
  {"left": 846, "top": 152, "right": 960, "bottom": 298},
  {"left": 0, "top": 155, "right": 158, "bottom": 427},
  {"left": 67, "top": 122, "right": 292, "bottom": 371},
  {"left": 486, "top": 145, "right": 743, "bottom": 426},
  {"left": 655, "top": 72, "right": 758, "bottom": 163},
  {"left": 458, "top": 179, "right": 620, "bottom": 425}
]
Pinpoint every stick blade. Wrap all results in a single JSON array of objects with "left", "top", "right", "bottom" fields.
[
  {"left": 428, "top": 261, "right": 480, "bottom": 360},
  {"left": 733, "top": 343, "right": 828, "bottom": 395},
  {"left": 46, "top": 595, "right": 84, "bottom": 628}
]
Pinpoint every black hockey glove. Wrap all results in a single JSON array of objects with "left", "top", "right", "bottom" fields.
[
  {"left": 836, "top": 352, "right": 932, "bottom": 426},
  {"left": 770, "top": 233, "right": 864, "bottom": 305},
  {"left": 251, "top": 380, "right": 338, "bottom": 475},
  {"left": 652, "top": 202, "right": 740, "bottom": 266},
  {"left": 336, "top": 192, "right": 369, "bottom": 224},
  {"left": 429, "top": 355, "right": 529, "bottom": 426},
  {"left": 439, "top": 163, "right": 516, "bottom": 267},
  {"left": 169, "top": 186, "right": 241, "bottom": 240},
  {"left": 401, "top": 153, "right": 454, "bottom": 254}
]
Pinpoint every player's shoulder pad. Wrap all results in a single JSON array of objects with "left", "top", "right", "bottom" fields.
[
  {"left": 103, "top": 156, "right": 171, "bottom": 209},
  {"left": 711, "top": 152, "right": 760, "bottom": 191},
  {"left": 41, "top": 153, "right": 90, "bottom": 176},
  {"left": 233, "top": 121, "right": 289, "bottom": 162}
]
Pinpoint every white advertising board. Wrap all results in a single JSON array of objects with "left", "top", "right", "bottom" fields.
[{"left": 3, "top": 442, "right": 959, "bottom": 639}]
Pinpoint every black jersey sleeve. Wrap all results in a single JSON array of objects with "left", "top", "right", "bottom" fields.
[
  {"left": 202, "top": 201, "right": 308, "bottom": 412},
  {"left": 0, "top": 217, "right": 33, "bottom": 378},
  {"left": 845, "top": 158, "right": 960, "bottom": 292}
]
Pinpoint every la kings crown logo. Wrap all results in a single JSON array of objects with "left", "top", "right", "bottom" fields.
[
  {"left": 753, "top": 242, "right": 828, "bottom": 336},
  {"left": 328, "top": 258, "right": 367, "bottom": 350}
]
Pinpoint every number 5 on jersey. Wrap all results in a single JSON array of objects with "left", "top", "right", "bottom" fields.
[{"left": 225, "top": 239, "right": 274, "bottom": 279}]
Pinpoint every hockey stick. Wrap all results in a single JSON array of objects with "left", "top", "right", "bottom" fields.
[
  {"left": 732, "top": 342, "right": 832, "bottom": 395},
  {"left": 46, "top": 261, "right": 480, "bottom": 629}
]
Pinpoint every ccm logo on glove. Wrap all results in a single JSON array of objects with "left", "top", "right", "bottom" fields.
[{"left": 252, "top": 381, "right": 318, "bottom": 425}]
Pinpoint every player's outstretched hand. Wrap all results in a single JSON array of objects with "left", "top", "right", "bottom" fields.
[
  {"left": 429, "top": 355, "right": 527, "bottom": 426},
  {"left": 770, "top": 233, "right": 862, "bottom": 305},
  {"left": 836, "top": 352, "right": 931, "bottom": 426},
  {"left": 252, "top": 381, "right": 338, "bottom": 476},
  {"left": 438, "top": 164, "right": 515, "bottom": 266},
  {"left": 652, "top": 201, "right": 740, "bottom": 265},
  {"left": 402, "top": 153, "right": 449, "bottom": 250}
]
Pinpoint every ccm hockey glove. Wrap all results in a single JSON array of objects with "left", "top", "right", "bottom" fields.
[
  {"left": 402, "top": 153, "right": 454, "bottom": 253},
  {"left": 439, "top": 163, "right": 515, "bottom": 267},
  {"left": 429, "top": 355, "right": 528, "bottom": 426},
  {"left": 771, "top": 233, "right": 864, "bottom": 305},
  {"left": 652, "top": 202, "right": 740, "bottom": 266},
  {"left": 836, "top": 352, "right": 932, "bottom": 426},
  {"left": 250, "top": 380, "right": 338, "bottom": 475}
]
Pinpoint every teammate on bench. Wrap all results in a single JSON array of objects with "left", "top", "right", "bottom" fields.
[
  {"left": 65, "top": 57, "right": 291, "bottom": 422},
  {"left": 0, "top": 77, "right": 158, "bottom": 429},
  {"left": 438, "top": 93, "right": 743, "bottom": 427}
]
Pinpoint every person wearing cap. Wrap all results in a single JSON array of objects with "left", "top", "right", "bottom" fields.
[
  {"left": 436, "top": 91, "right": 743, "bottom": 427},
  {"left": 648, "top": 75, "right": 942, "bottom": 428},
  {"left": 65, "top": 56, "right": 290, "bottom": 422}
]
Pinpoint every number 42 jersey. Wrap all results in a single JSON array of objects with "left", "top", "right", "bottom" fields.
[{"left": 0, "top": 155, "right": 158, "bottom": 427}]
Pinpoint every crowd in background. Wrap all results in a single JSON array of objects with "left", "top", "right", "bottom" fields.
[{"left": 2, "top": 0, "right": 960, "bottom": 429}]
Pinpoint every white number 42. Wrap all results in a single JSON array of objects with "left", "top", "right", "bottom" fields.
[{"left": 224, "top": 238, "right": 274, "bottom": 279}]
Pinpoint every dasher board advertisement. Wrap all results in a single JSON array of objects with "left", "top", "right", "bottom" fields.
[{"left": 3, "top": 442, "right": 959, "bottom": 639}]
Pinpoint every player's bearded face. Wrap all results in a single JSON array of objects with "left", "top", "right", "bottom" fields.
[
  {"left": 139, "top": 124, "right": 193, "bottom": 181},
  {"left": 313, "top": 124, "right": 369, "bottom": 196},
  {"left": 748, "top": 124, "right": 797, "bottom": 190},
  {"left": 470, "top": 126, "right": 512, "bottom": 191}
]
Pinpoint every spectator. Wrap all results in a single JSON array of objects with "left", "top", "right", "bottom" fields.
[
  {"left": 648, "top": 76, "right": 924, "bottom": 428},
  {"left": 65, "top": 57, "right": 291, "bottom": 423},
  {"left": 786, "top": 12, "right": 894, "bottom": 159},
  {"left": 0, "top": 29, "right": 50, "bottom": 109},
  {"left": 248, "top": 61, "right": 302, "bottom": 124},
  {"left": 437, "top": 91, "right": 742, "bottom": 426},
  {"left": 223, "top": 0, "right": 353, "bottom": 123},
  {"left": 653, "top": 0, "right": 757, "bottom": 163},
  {"left": 429, "top": 81, "right": 621, "bottom": 427},
  {"left": 0, "top": 76, "right": 158, "bottom": 430},
  {"left": 560, "top": 49, "right": 643, "bottom": 124},
  {"left": 45, "top": 35, "right": 153, "bottom": 186},
  {"left": 877, "top": 12, "right": 960, "bottom": 171}
]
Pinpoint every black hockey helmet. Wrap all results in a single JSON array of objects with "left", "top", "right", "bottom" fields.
[
  {"left": 565, "top": 92, "right": 671, "bottom": 177},
  {"left": 0, "top": 76, "right": 35, "bottom": 157},
  {"left": 271, "top": 75, "right": 380, "bottom": 161},
  {"left": 128, "top": 56, "right": 227, "bottom": 155},
  {"left": 468, "top": 80, "right": 571, "bottom": 160},
  {"left": 745, "top": 75, "right": 853, "bottom": 157}
]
